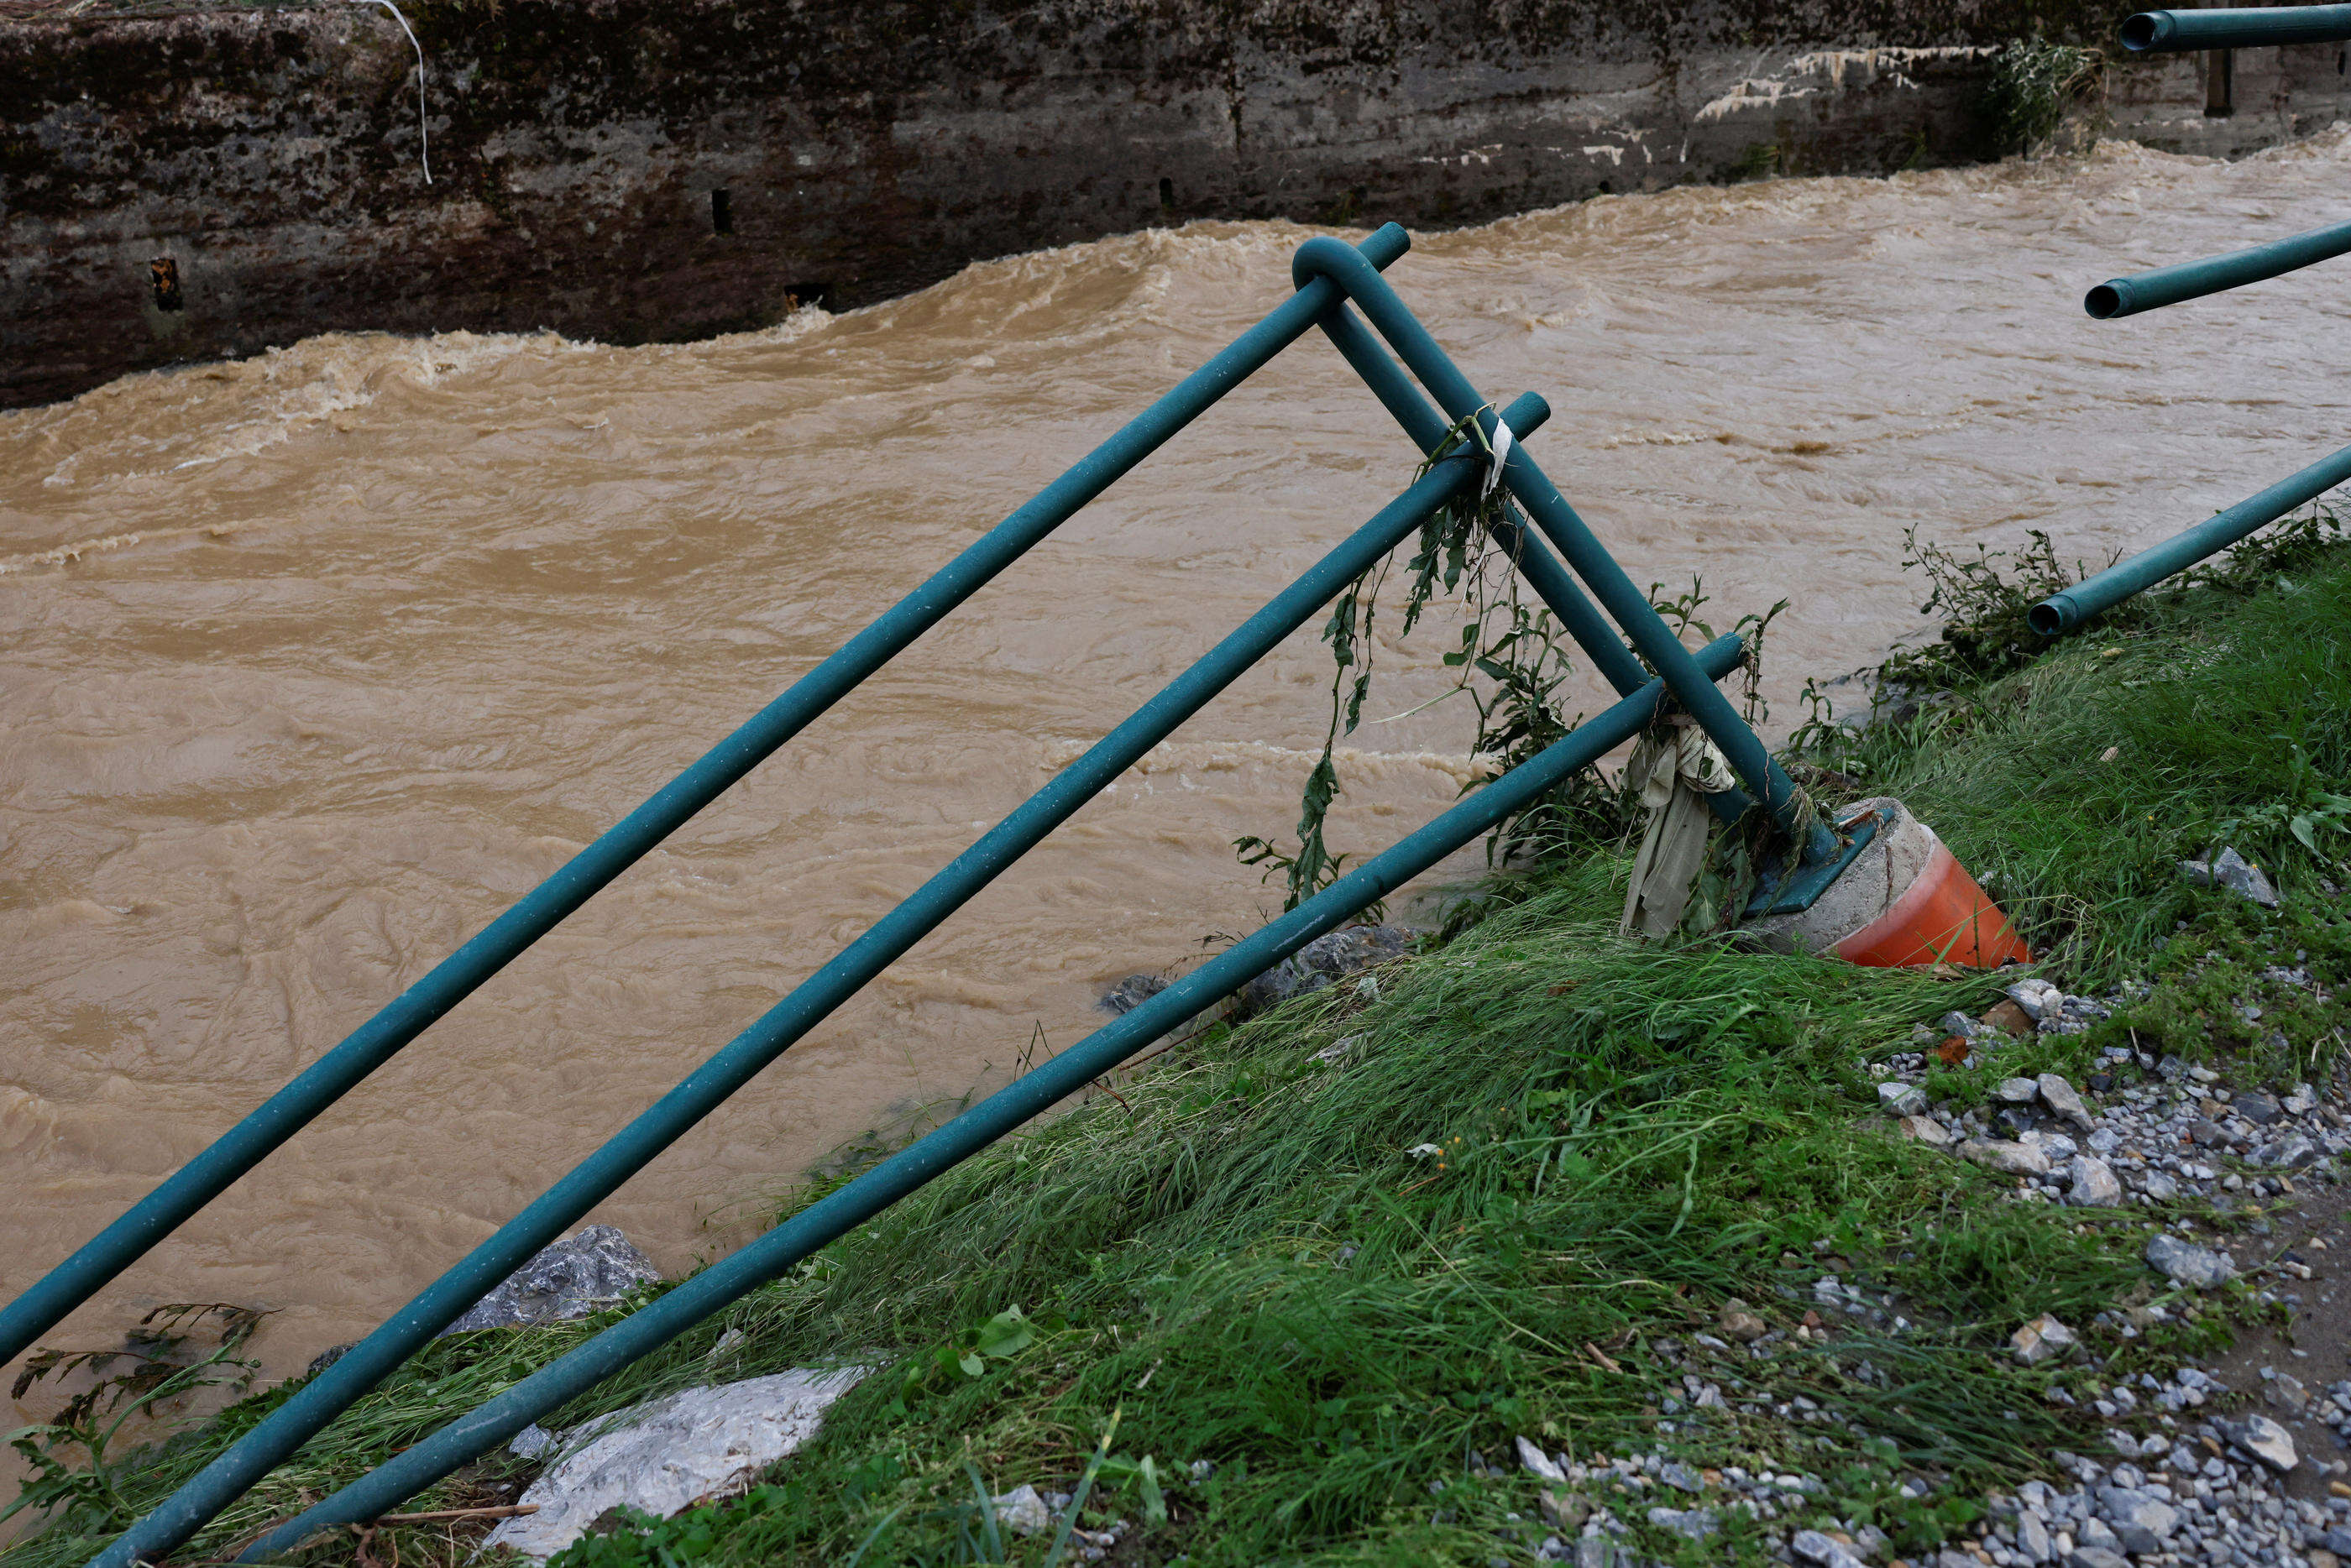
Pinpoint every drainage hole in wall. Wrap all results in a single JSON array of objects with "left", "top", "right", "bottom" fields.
[
  {"left": 711, "top": 188, "right": 734, "bottom": 235},
  {"left": 1158, "top": 175, "right": 1175, "bottom": 212},
  {"left": 149, "top": 256, "right": 184, "bottom": 311},
  {"left": 783, "top": 280, "right": 831, "bottom": 311}
]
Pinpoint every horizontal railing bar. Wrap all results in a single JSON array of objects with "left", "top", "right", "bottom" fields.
[
  {"left": 0, "top": 225, "right": 1415, "bottom": 1375},
  {"left": 1289, "top": 239, "right": 1812, "bottom": 856},
  {"left": 2121, "top": 5, "right": 2351, "bottom": 50},
  {"left": 2029, "top": 438, "right": 2351, "bottom": 634},
  {"left": 231, "top": 630, "right": 1751, "bottom": 1563},
  {"left": 2086, "top": 216, "right": 2351, "bottom": 319},
  {"left": 86, "top": 394, "right": 1552, "bottom": 1568}
]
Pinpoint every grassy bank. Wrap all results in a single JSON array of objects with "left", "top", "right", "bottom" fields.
[{"left": 8, "top": 525, "right": 2351, "bottom": 1568}]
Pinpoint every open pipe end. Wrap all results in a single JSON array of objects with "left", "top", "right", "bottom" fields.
[
  {"left": 2027, "top": 598, "right": 2070, "bottom": 637},
  {"left": 2084, "top": 282, "right": 2128, "bottom": 319},
  {"left": 2119, "top": 12, "right": 2172, "bottom": 51}
]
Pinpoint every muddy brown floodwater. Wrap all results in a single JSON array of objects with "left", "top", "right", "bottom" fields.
[{"left": 6, "top": 135, "right": 2351, "bottom": 1402}]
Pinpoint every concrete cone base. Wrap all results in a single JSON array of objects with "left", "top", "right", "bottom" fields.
[{"left": 1744, "top": 797, "right": 2029, "bottom": 969}]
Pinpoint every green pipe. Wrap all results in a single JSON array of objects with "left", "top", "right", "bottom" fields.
[
  {"left": 1310, "top": 300, "right": 1653, "bottom": 700},
  {"left": 1314, "top": 287, "right": 1763, "bottom": 830},
  {"left": 2030, "top": 437, "right": 2351, "bottom": 634},
  {"left": 0, "top": 225, "right": 1412, "bottom": 1375},
  {"left": 1310, "top": 300, "right": 1753, "bottom": 832},
  {"left": 85, "top": 395, "right": 1551, "bottom": 1568},
  {"left": 1290, "top": 238, "right": 1823, "bottom": 860},
  {"left": 2121, "top": 5, "right": 2351, "bottom": 50},
  {"left": 2086, "top": 216, "right": 2351, "bottom": 319},
  {"left": 230, "top": 630, "right": 1750, "bottom": 1564}
]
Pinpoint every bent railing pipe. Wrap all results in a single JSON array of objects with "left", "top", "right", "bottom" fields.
[
  {"left": 2086, "top": 217, "right": 2351, "bottom": 319},
  {"left": 228, "top": 632, "right": 1751, "bottom": 1564},
  {"left": 1311, "top": 301, "right": 1652, "bottom": 702},
  {"left": 2030, "top": 437, "right": 2351, "bottom": 634},
  {"left": 0, "top": 225, "right": 1415, "bottom": 1374},
  {"left": 1311, "top": 301, "right": 1754, "bottom": 827},
  {"left": 86, "top": 395, "right": 1552, "bottom": 1568},
  {"left": 2121, "top": 5, "right": 2351, "bottom": 50},
  {"left": 1290, "top": 237, "right": 1822, "bottom": 860},
  {"left": 1313, "top": 301, "right": 1764, "bottom": 831}
]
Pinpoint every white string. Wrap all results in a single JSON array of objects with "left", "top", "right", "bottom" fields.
[{"left": 353, "top": 0, "right": 432, "bottom": 184}]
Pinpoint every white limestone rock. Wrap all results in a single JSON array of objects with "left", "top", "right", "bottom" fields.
[
  {"left": 2010, "top": 1314, "right": 2076, "bottom": 1365},
  {"left": 1959, "top": 1138, "right": 2051, "bottom": 1177},
  {"left": 2063, "top": 1155, "right": 2123, "bottom": 1208},
  {"left": 485, "top": 1367, "right": 869, "bottom": 1560},
  {"left": 2144, "top": 1233, "right": 2234, "bottom": 1289}
]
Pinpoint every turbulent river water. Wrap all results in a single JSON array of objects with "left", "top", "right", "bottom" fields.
[{"left": 7, "top": 133, "right": 2351, "bottom": 1394}]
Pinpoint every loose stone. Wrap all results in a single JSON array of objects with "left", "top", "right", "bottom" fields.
[
  {"left": 2233, "top": 1091, "right": 2282, "bottom": 1126},
  {"left": 2064, "top": 1155, "right": 2123, "bottom": 1208},
  {"left": 1982, "top": 999, "right": 2035, "bottom": 1035},
  {"left": 2038, "top": 1073, "right": 2095, "bottom": 1132},
  {"left": 445, "top": 1225, "right": 663, "bottom": 1334},
  {"left": 1961, "top": 1138, "right": 2053, "bottom": 1177},
  {"left": 1900, "top": 1114, "right": 1953, "bottom": 1147},
  {"left": 1518, "top": 1435, "right": 1568, "bottom": 1484},
  {"left": 2222, "top": 1414, "right": 2299, "bottom": 1472},
  {"left": 1791, "top": 1529, "right": 1867, "bottom": 1568},
  {"left": 2179, "top": 845, "right": 2280, "bottom": 907},
  {"left": 2006, "top": 978, "right": 2062, "bottom": 1021},
  {"left": 487, "top": 1368, "right": 869, "bottom": 1559},
  {"left": 2145, "top": 1232, "right": 2235, "bottom": 1288},
  {"left": 2012, "top": 1314, "right": 2078, "bottom": 1364}
]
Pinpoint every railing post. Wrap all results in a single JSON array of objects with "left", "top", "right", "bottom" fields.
[{"left": 2206, "top": 0, "right": 2237, "bottom": 114}]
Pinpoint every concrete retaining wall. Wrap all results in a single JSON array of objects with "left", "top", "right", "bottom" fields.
[{"left": 3, "top": 0, "right": 2344, "bottom": 406}]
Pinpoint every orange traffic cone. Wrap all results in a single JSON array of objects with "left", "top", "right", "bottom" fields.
[
  {"left": 1832, "top": 836, "right": 2029, "bottom": 969},
  {"left": 1746, "top": 798, "right": 2029, "bottom": 970}
]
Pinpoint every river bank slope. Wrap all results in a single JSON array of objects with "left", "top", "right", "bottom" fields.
[{"left": 8, "top": 518, "right": 2351, "bottom": 1566}]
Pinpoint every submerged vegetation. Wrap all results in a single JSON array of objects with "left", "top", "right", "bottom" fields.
[{"left": 4, "top": 515, "right": 2350, "bottom": 1568}]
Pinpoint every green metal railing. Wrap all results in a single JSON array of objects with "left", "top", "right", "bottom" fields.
[
  {"left": 2083, "top": 216, "right": 2351, "bottom": 321},
  {"left": 2030, "top": 440, "right": 2351, "bottom": 635},
  {"left": 2037, "top": 9, "right": 2351, "bottom": 634},
  {"left": 16, "top": 224, "right": 1822, "bottom": 1568},
  {"left": 2121, "top": 3, "right": 2351, "bottom": 50},
  {"left": 228, "top": 638, "right": 1746, "bottom": 1563}
]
